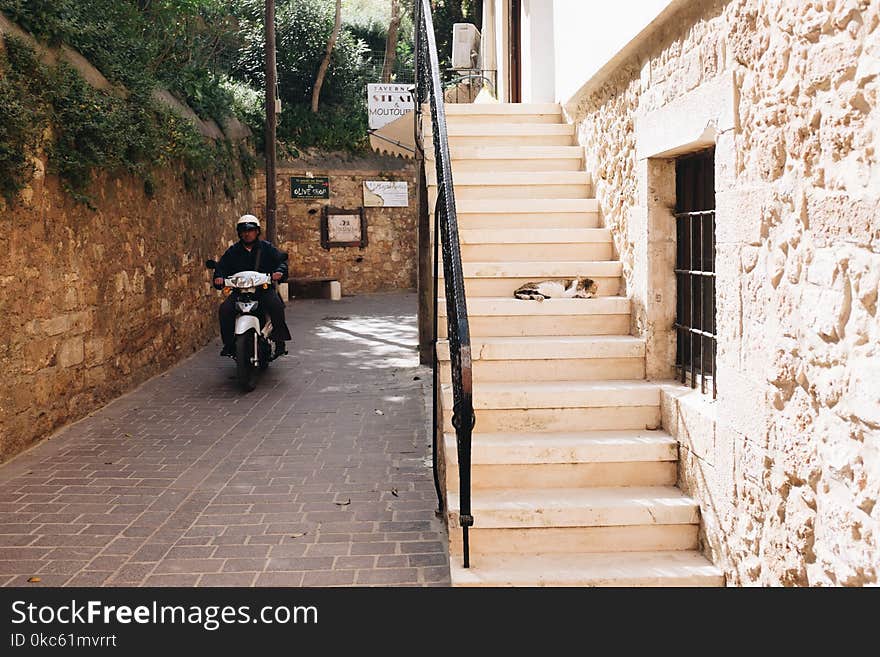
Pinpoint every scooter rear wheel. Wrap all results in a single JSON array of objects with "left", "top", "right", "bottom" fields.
[{"left": 235, "top": 330, "right": 258, "bottom": 392}]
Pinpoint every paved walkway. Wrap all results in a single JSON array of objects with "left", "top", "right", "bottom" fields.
[{"left": 0, "top": 292, "right": 450, "bottom": 586}]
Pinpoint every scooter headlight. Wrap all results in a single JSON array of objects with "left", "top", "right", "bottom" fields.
[{"left": 236, "top": 300, "right": 259, "bottom": 313}]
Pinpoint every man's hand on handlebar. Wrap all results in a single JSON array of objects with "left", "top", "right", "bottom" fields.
[{"left": 271, "top": 272, "right": 283, "bottom": 282}]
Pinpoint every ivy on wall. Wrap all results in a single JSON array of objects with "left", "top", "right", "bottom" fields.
[{"left": 0, "top": 34, "right": 249, "bottom": 207}]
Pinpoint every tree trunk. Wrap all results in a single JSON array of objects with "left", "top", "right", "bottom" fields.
[
  {"left": 311, "top": 0, "right": 342, "bottom": 113},
  {"left": 381, "top": 0, "right": 402, "bottom": 83}
]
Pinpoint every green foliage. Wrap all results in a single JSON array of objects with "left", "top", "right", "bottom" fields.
[
  {"left": 0, "top": 0, "right": 414, "bottom": 197},
  {"left": 234, "top": 0, "right": 374, "bottom": 153},
  {"left": 0, "top": 36, "right": 49, "bottom": 203},
  {"left": 279, "top": 104, "right": 369, "bottom": 152},
  {"left": 0, "top": 34, "right": 247, "bottom": 207},
  {"left": 235, "top": 0, "right": 367, "bottom": 106},
  {"left": 0, "top": 0, "right": 242, "bottom": 123}
]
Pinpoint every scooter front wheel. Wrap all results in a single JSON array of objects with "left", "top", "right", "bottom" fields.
[
  {"left": 235, "top": 330, "right": 258, "bottom": 392},
  {"left": 258, "top": 337, "right": 271, "bottom": 371}
]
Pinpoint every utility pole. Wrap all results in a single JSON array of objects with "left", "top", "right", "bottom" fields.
[{"left": 265, "top": 0, "right": 277, "bottom": 243}]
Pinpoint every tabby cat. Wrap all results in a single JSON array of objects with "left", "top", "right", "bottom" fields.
[{"left": 513, "top": 277, "right": 598, "bottom": 301}]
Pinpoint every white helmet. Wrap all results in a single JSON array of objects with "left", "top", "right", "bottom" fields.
[{"left": 236, "top": 214, "right": 261, "bottom": 236}]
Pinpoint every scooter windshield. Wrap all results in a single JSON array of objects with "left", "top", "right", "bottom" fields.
[{"left": 227, "top": 271, "right": 270, "bottom": 288}]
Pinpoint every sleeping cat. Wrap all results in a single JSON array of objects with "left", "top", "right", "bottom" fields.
[{"left": 514, "top": 277, "right": 598, "bottom": 302}]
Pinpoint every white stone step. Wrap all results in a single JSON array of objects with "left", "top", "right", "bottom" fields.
[
  {"left": 447, "top": 228, "right": 613, "bottom": 262},
  {"left": 458, "top": 243, "right": 612, "bottom": 263},
  {"left": 453, "top": 261, "right": 622, "bottom": 278},
  {"left": 445, "top": 124, "right": 574, "bottom": 138},
  {"left": 439, "top": 355, "right": 643, "bottom": 382},
  {"left": 437, "top": 296, "right": 631, "bottom": 337},
  {"left": 448, "top": 459, "right": 675, "bottom": 490},
  {"left": 438, "top": 261, "right": 622, "bottom": 297},
  {"left": 455, "top": 198, "right": 598, "bottom": 214},
  {"left": 439, "top": 295, "right": 628, "bottom": 318},
  {"left": 437, "top": 261, "right": 621, "bottom": 297},
  {"left": 437, "top": 336, "right": 645, "bottom": 382},
  {"left": 440, "top": 380, "right": 661, "bottom": 432},
  {"left": 438, "top": 336, "right": 645, "bottom": 362},
  {"left": 427, "top": 145, "right": 585, "bottom": 172},
  {"left": 447, "top": 486, "right": 698, "bottom": 528},
  {"left": 431, "top": 145, "right": 584, "bottom": 160},
  {"left": 446, "top": 405, "right": 660, "bottom": 432},
  {"left": 442, "top": 114, "right": 562, "bottom": 125},
  {"left": 449, "top": 525, "right": 699, "bottom": 556},
  {"left": 431, "top": 186, "right": 588, "bottom": 202},
  {"left": 458, "top": 227, "right": 610, "bottom": 245},
  {"left": 454, "top": 198, "right": 600, "bottom": 229},
  {"left": 445, "top": 123, "right": 575, "bottom": 147},
  {"left": 443, "top": 429, "right": 675, "bottom": 463},
  {"left": 428, "top": 171, "right": 591, "bottom": 200},
  {"left": 429, "top": 169, "right": 592, "bottom": 183},
  {"left": 442, "top": 380, "right": 659, "bottom": 411},
  {"left": 427, "top": 170, "right": 591, "bottom": 187},
  {"left": 444, "top": 430, "right": 676, "bottom": 489},
  {"left": 430, "top": 108, "right": 564, "bottom": 131},
  {"left": 449, "top": 551, "right": 724, "bottom": 586},
  {"left": 444, "top": 102, "right": 562, "bottom": 117}
]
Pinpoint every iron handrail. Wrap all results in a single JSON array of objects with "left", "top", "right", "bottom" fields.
[{"left": 413, "top": 0, "right": 476, "bottom": 568}]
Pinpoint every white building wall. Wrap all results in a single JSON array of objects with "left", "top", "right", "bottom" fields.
[
  {"left": 481, "top": 0, "right": 674, "bottom": 104},
  {"left": 522, "top": 0, "right": 556, "bottom": 102},
  {"left": 552, "top": 0, "right": 673, "bottom": 103}
]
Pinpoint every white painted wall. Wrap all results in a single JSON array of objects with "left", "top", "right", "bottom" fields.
[
  {"left": 481, "top": 0, "right": 672, "bottom": 103},
  {"left": 552, "top": 0, "right": 673, "bottom": 103},
  {"left": 522, "top": 0, "right": 556, "bottom": 102}
]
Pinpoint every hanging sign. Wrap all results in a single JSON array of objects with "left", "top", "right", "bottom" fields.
[{"left": 367, "top": 83, "right": 414, "bottom": 130}]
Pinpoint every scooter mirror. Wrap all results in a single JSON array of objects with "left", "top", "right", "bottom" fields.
[{"left": 205, "top": 259, "right": 217, "bottom": 269}]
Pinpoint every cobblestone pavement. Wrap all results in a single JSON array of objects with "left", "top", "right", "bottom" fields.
[{"left": 0, "top": 292, "right": 450, "bottom": 586}]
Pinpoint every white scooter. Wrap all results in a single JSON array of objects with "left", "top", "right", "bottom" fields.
[{"left": 206, "top": 260, "right": 278, "bottom": 391}]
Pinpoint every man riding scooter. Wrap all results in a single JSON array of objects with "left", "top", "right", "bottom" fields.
[{"left": 213, "top": 214, "right": 292, "bottom": 358}]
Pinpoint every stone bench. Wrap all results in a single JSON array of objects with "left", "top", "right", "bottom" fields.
[{"left": 289, "top": 277, "right": 342, "bottom": 301}]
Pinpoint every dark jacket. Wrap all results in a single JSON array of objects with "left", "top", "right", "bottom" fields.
[{"left": 213, "top": 240, "right": 288, "bottom": 287}]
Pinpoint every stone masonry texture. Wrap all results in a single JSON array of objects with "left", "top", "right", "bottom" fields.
[
  {"left": 568, "top": 0, "right": 879, "bottom": 584},
  {"left": 0, "top": 292, "right": 449, "bottom": 587},
  {"left": 252, "top": 156, "right": 418, "bottom": 296},
  {"left": 0, "top": 163, "right": 253, "bottom": 464}
]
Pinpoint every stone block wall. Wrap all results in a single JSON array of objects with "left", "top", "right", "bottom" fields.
[
  {"left": 567, "top": 0, "right": 878, "bottom": 584},
  {"left": 252, "top": 156, "right": 418, "bottom": 295},
  {"left": 0, "top": 163, "right": 251, "bottom": 462}
]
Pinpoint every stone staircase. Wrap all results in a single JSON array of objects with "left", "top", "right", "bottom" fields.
[{"left": 425, "top": 102, "right": 723, "bottom": 586}]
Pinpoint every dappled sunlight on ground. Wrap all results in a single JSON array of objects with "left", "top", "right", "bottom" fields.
[{"left": 310, "top": 312, "right": 420, "bottom": 370}]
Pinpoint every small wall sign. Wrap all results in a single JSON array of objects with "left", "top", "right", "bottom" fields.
[
  {"left": 321, "top": 207, "right": 367, "bottom": 249},
  {"left": 363, "top": 180, "right": 409, "bottom": 207},
  {"left": 291, "top": 176, "right": 330, "bottom": 199}
]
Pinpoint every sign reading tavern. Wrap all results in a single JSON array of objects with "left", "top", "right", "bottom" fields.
[
  {"left": 367, "top": 83, "right": 414, "bottom": 130},
  {"left": 290, "top": 176, "right": 330, "bottom": 199}
]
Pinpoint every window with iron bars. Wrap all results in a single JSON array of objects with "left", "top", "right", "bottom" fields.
[{"left": 675, "top": 148, "right": 717, "bottom": 398}]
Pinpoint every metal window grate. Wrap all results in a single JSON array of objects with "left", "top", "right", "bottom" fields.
[{"left": 674, "top": 149, "right": 717, "bottom": 398}]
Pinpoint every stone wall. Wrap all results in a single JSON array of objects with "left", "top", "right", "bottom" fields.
[
  {"left": 252, "top": 155, "right": 418, "bottom": 295},
  {"left": 567, "top": 0, "right": 879, "bottom": 585},
  {"left": 0, "top": 163, "right": 252, "bottom": 463}
]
